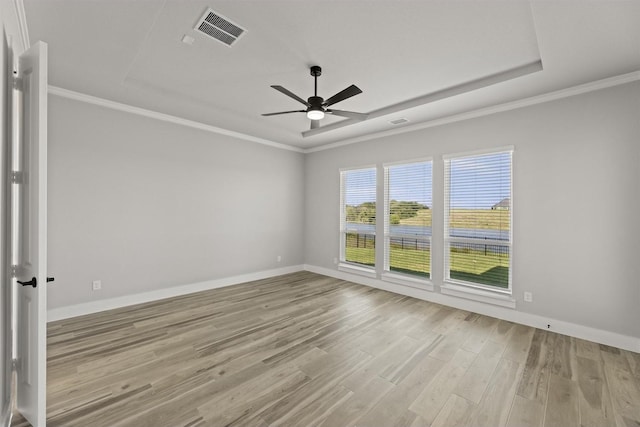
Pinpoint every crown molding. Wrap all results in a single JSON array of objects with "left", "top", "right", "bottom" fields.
[
  {"left": 304, "top": 70, "right": 640, "bottom": 154},
  {"left": 48, "top": 86, "right": 304, "bottom": 153}
]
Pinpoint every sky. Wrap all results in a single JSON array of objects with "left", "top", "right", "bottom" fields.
[{"left": 343, "top": 152, "right": 511, "bottom": 209}]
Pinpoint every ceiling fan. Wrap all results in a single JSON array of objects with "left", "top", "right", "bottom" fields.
[{"left": 262, "top": 65, "right": 368, "bottom": 130}]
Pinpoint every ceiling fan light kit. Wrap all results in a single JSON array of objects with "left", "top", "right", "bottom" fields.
[
  {"left": 307, "top": 109, "right": 324, "bottom": 120},
  {"left": 263, "top": 65, "right": 368, "bottom": 131}
]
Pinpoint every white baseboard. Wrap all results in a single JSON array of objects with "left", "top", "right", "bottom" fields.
[
  {"left": 47, "top": 265, "right": 305, "bottom": 322},
  {"left": 303, "top": 264, "right": 640, "bottom": 353}
]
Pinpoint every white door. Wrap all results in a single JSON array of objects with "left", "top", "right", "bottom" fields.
[{"left": 14, "top": 41, "right": 48, "bottom": 427}]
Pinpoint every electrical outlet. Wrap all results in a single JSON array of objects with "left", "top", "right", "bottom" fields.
[
  {"left": 333, "top": 257, "right": 338, "bottom": 265},
  {"left": 524, "top": 292, "right": 533, "bottom": 302},
  {"left": 92, "top": 280, "right": 102, "bottom": 291},
  {"left": 277, "top": 255, "right": 282, "bottom": 263}
]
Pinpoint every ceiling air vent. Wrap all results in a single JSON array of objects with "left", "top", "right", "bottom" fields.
[
  {"left": 195, "top": 9, "right": 246, "bottom": 47},
  {"left": 390, "top": 118, "right": 409, "bottom": 125}
]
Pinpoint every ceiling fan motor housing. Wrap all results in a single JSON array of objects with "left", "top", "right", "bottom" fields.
[{"left": 308, "top": 95, "right": 324, "bottom": 110}]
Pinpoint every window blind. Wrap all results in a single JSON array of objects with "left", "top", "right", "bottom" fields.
[
  {"left": 444, "top": 150, "right": 512, "bottom": 290},
  {"left": 340, "top": 167, "right": 377, "bottom": 268},
  {"left": 384, "top": 161, "right": 432, "bottom": 279}
]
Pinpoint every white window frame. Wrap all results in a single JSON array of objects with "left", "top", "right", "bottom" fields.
[
  {"left": 382, "top": 158, "right": 433, "bottom": 289},
  {"left": 443, "top": 147, "right": 514, "bottom": 303},
  {"left": 339, "top": 166, "right": 377, "bottom": 277}
]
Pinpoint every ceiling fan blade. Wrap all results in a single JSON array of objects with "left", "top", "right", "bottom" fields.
[
  {"left": 326, "top": 109, "right": 368, "bottom": 120},
  {"left": 262, "top": 110, "right": 306, "bottom": 116},
  {"left": 323, "top": 84, "right": 362, "bottom": 107},
  {"left": 310, "top": 119, "right": 320, "bottom": 130},
  {"left": 271, "top": 85, "right": 310, "bottom": 107}
]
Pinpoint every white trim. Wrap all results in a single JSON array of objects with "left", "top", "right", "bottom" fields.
[
  {"left": 304, "top": 264, "right": 640, "bottom": 353},
  {"left": 442, "top": 145, "right": 514, "bottom": 160},
  {"left": 305, "top": 71, "right": 640, "bottom": 154},
  {"left": 441, "top": 281, "right": 515, "bottom": 308},
  {"left": 47, "top": 86, "right": 304, "bottom": 153},
  {"left": 47, "top": 265, "right": 304, "bottom": 322},
  {"left": 381, "top": 272, "right": 434, "bottom": 291},
  {"left": 337, "top": 262, "right": 376, "bottom": 279},
  {"left": 339, "top": 164, "right": 377, "bottom": 173},
  {"left": 382, "top": 156, "right": 433, "bottom": 168},
  {"left": 13, "top": 0, "right": 30, "bottom": 50}
]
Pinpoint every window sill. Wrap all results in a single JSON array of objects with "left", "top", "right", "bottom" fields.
[
  {"left": 338, "top": 263, "right": 377, "bottom": 279},
  {"left": 441, "top": 281, "right": 516, "bottom": 309},
  {"left": 381, "top": 272, "right": 434, "bottom": 291}
]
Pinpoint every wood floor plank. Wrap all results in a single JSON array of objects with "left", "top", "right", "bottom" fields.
[
  {"left": 357, "top": 354, "right": 446, "bottom": 427},
  {"left": 10, "top": 271, "right": 637, "bottom": 427},
  {"left": 428, "top": 322, "right": 474, "bottom": 362},
  {"left": 460, "top": 314, "right": 500, "bottom": 353},
  {"left": 506, "top": 395, "right": 544, "bottom": 427},
  {"left": 577, "top": 355, "right": 616, "bottom": 427},
  {"left": 319, "top": 376, "right": 395, "bottom": 427},
  {"left": 468, "top": 357, "right": 522, "bottom": 427},
  {"left": 576, "top": 338, "right": 603, "bottom": 361},
  {"left": 408, "top": 348, "right": 477, "bottom": 424},
  {"left": 430, "top": 394, "right": 476, "bottom": 427},
  {"left": 503, "top": 324, "right": 535, "bottom": 364},
  {"left": 517, "top": 329, "right": 556, "bottom": 403},
  {"left": 551, "top": 334, "right": 578, "bottom": 380},
  {"left": 454, "top": 340, "right": 504, "bottom": 403},
  {"left": 203, "top": 370, "right": 311, "bottom": 427},
  {"left": 626, "top": 350, "right": 640, "bottom": 380},
  {"left": 602, "top": 361, "right": 640, "bottom": 427},
  {"left": 488, "top": 319, "right": 516, "bottom": 348},
  {"left": 544, "top": 374, "right": 580, "bottom": 427}
]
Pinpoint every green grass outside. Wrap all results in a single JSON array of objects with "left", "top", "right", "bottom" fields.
[
  {"left": 345, "top": 245, "right": 508, "bottom": 287},
  {"left": 449, "top": 247, "right": 509, "bottom": 288},
  {"left": 390, "top": 246, "right": 430, "bottom": 278},
  {"left": 345, "top": 247, "right": 375, "bottom": 267}
]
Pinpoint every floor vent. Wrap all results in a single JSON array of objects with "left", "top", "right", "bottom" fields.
[{"left": 195, "top": 9, "right": 246, "bottom": 47}]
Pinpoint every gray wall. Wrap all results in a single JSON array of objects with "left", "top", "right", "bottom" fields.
[
  {"left": 47, "top": 95, "right": 305, "bottom": 309},
  {"left": 305, "top": 82, "right": 640, "bottom": 339}
]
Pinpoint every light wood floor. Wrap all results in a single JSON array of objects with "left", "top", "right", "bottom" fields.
[{"left": 11, "top": 271, "right": 640, "bottom": 427}]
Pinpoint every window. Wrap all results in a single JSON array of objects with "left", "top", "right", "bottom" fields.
[
  {"left": 384, "top": 160, "right": 432, "bottom": 280},
  {"left": 340, "top": 167, "right": 377, "bottom": 269},
  {"left": 444, "top": 149, "right": 512, "bottom": 292}
]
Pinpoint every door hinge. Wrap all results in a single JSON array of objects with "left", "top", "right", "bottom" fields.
[
  {"left": 10, "top": 264, "right": 25, "bottom": 278},
  {"left": 13, "top": 76, "right": 22, "bottom": 90},
  {"left": 12, "top": 357, "right": 20, "bottom": 372},
  {"left": 10, "top": 171, "right": 23, "bottom": 184}
]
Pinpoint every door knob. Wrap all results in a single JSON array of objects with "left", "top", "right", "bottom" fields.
[{"left": 18, "top": 277, "right": 37, "bottom": 288}]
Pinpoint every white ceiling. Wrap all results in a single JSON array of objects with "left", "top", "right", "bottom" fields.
[{"left": 23, "top": 0, "right": 640, "bottom": 149}]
